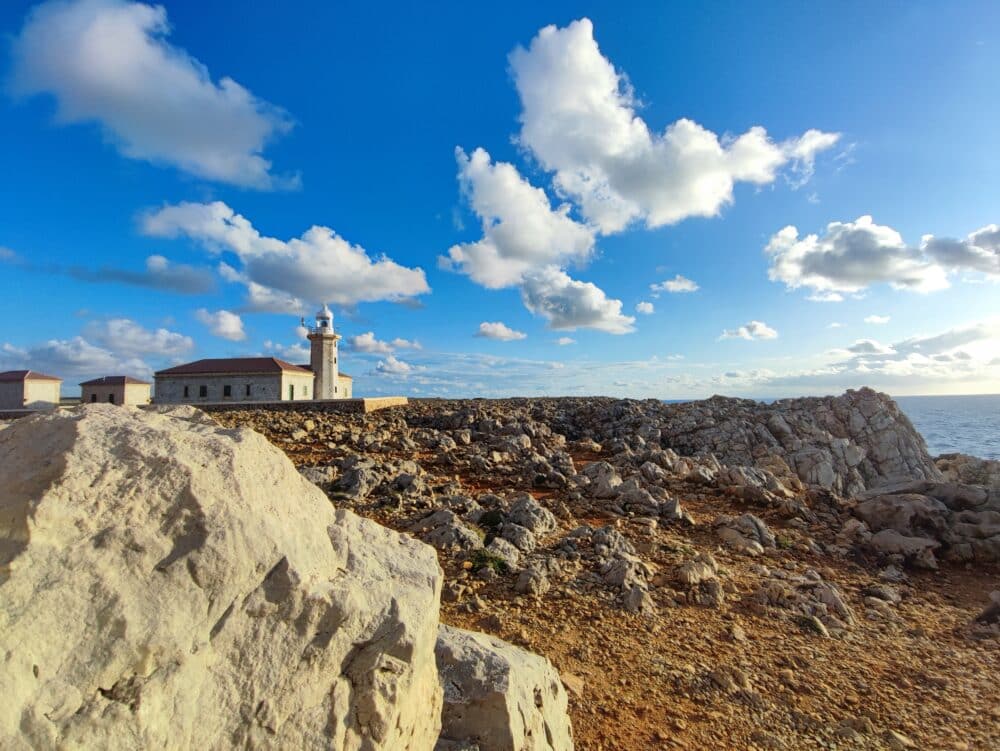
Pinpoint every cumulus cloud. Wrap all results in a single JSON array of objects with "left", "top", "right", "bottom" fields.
[
  {"left": 348, "top": 331, "right": 394, "bottom": 354},
  {"left": 0, "top": 336, "right": 153, "bottom": 382},
  {"left": 68, "top": 254, "right": 214, "bottom": 294},
  {"left": 83, "top": 318, "right": 193, "bottom": 358},
  {"left": 923, "top": 224, "right": 1000, "bottom": 274},
  {"left": 374, "top": 355, "right": 412, "bottom": 375},
  {"left": 520, "top": 266, "right": 635, "bottom": 334},
  {"left": 263, "top": 340, "right": 310, "bottom": 363},
  {"left": 144, "top": 201, "right": 429, "bottom": 307},
  {"left": 476, "top": 322, "right": 527, "bottom": 341},
  {"left": 865, "top": 315, "right": 890, "bottom": 324},
  {"left": 635, "top": 301, "right": 654, "bottom": 314},
  {"left": 391, "top": 338, "right": 422, "bottom": 350},
  {"left": 509, "top": 18, "right": 839, "bottom": 233},
  {"left": 441, "top": 147, "right": 595, "bottom": 288},
  {"left": 195, "top": 308, "right": 245, "bottom": 341},
  {"left": 828, "top": 322, "right": 844, "bottom": 328},
  {"left": 9, "top": 0, "right": 296, "bottom": 188},
  {"left": 719, "top": 320, "right": 778, "bottom": 341},
  {"left": 766, "top": 216, "right": 1000, "bottom": 297},
  {"left": 556, "top": 337, "right": 575, "bottom": 345},
  {"left": 650, "top": 274, "right": 699, "bottom": 294}
]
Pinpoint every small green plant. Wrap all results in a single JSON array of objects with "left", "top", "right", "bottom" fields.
[
  {"left": 776, "top": 535, "right": 794, "bottom": 550},
  {"left": 470, "top": 549, "right": 510, "bottom": 574}
]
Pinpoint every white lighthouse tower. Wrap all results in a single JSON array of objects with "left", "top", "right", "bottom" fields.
[{"left": 307, "top": 303, "right": 340, "bottom": 399}]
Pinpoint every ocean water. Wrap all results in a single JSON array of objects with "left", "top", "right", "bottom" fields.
[{"left": 894, "top": 394, "right": 1000, "bottom": 460}]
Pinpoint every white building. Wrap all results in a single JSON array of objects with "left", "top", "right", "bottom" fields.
[
  {"left": 154, "top": 305, "right": 353, "bottom": 404},
  {"left": 81, "top": 376, "right": 152, "bottom": 406},
  {"left": 0, "top": 370, "right": 62, "bottom": 410}
]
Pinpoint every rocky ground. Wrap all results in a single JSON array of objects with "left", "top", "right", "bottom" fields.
[{"left": 209, "top": 388, "right": 1000, "bottom": 751}]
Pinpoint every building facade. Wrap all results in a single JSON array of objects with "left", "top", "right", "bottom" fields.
[
  {"left": 81, "top": 376, "right": 151, "bottom": 406},
  {"left": 0, "top": 370, "right": 62, "bottom": 410},
  {"left": 153, "top": 305, "right": 353, "bottom": 404},
  {"left": 154, "top": 358, "right": 316, "bottom": 404}
]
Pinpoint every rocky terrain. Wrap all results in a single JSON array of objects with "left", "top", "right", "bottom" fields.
[
  {"left": 0, "top": 406, "right": 572, "bottom": 750},
  {"left": 203, "top": 387, "right": 1000, "bottom": 751},
  {"left": 1, "top": 389, "right": 997, "bottom": 750}
]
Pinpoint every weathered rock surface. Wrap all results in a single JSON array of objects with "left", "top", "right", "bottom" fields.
[
  {"left": 0, "top": 405, "right": 444, "bottom": 750},
  {"left": 936, "top": 453, "right": 1000, "bottom": 490},
  {"left": 851, "top": 480, "right": 1000, "bottom": 564},
  {"left": 435, "top": 625, "right": 573, "bottom": 751}
]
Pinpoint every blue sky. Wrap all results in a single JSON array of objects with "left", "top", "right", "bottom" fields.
[{"left": 1, "top": 0, "right": 998, "bottom": 398}]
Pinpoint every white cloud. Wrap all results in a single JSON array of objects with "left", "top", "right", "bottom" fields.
[
  {"left": 650, "top": 274, "right": 699, "bottom": 294},
  {"left": 9, "top": 0, "right": 295, "bottom": 188},
  {"left": 83, "top": 318, "right": 193, "bottom": 358},
  {"left": 0, "top": 336, "right": 153, "bottom": 382},
  {"left": 556, "top": 337, "right": 575, "bottom": 345},
  {"left": 923, "top": 224, "right": 1000, "bottom": 274},
  {"left": 476, "top": 322, "right": 527, "bottom": 341},
  {"left": 865, "top": 315, "right": 891, "bottom": 324},
  {"left": 766, "top": 216, "right": 1000, "bottom": 297},
  {"left": 348, "top": 331, "right": 394, "bottom": 353},
  {"left": 635, "top": 301, "right": 654, "bottom": 314},
  {"left": 375, "top": 355, "right": 412, "bottom": 375},
  {"left": 509, "top": 18, "right": 839, "bottom": 233},
  {"left": 391, "top": 338, "right": 422, "bottom": 350},
  {"left": 441, "top": 147, "right": 595, "bottom": 288},
  {"left": 828, "top": 322, "right": 844, "bottom": 328},
  {"left": 520, "top": 266, "right": 635, "bottom": 334},
  {"left": 195, "top": 308, "right": 245, "bottom": 341},
  {"left": 346, "top": 332, "right": 421, "bottom": 353},
  {"left": 263, "top": 340, "right": 309, "bottom": 363},
  {"left": 719, "top": 320, "right": 778, "bottom": 341},
  {"left": 143, "top": 201, "right": 429, "bottom": 307}
]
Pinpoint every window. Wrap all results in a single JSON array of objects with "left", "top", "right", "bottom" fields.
[
  {"left": 304, "top": 384, "right": 309, "bottom": 396},
  {"left": 289, "top": 384, "right": 295, "bottom": 400},
  {"left": 245, "top": 384, "right": 251, "bottom": 397},
  {"left": 183, "top": 385, "right": 189, "bottom": 398},
  {"left": 108, "top": 394, "right": 114, "bottom": 404},
  {"left": 90, "top": 394, "right": 97, "bottom": 403},
  {"left": 223, "top": 385, "right": 232, "bottom": 398},
  {"left": 199, "top": 385, "right": 207, "bottom": 398}
]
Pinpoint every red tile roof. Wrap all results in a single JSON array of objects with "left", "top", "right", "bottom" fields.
[
  {"left": 0, "top": 369, "right": 62, "bottom": 383},
  {"left": 155, "top": 357, "right": 312, "bottom": 377},
  {"left": 80, "top": 376, "right": 151, "bottom": 386}
]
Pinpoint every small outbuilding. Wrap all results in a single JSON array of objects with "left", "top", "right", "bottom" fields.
[
  {"left": 0, "top": 370, "right": 62, "bottom": 410},
  {"left": 81, "top": 376, "right": 152, "bottom": 406}
]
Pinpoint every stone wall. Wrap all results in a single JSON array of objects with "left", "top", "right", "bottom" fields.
[{"left": 155, "top": 374, "right": 284, "bottom": 404}]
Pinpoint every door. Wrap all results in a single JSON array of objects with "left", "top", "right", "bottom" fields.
[{"left": 289, "top": 384, "right": 294, "bottom": 400}]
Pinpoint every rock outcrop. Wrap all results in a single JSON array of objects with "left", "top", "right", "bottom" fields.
[
  {"left": 435, "top": 625, "right": 573, "bottom": 751},
  {"left": 850, "top": 480, "right": 1000, "bottom": 565},
  {"left": 0, "top": 405, "right": 444, "bottom": 750}
]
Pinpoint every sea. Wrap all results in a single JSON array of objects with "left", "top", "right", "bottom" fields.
[{"left": 894, "top": 394, "right": 999, "bottom": 460}]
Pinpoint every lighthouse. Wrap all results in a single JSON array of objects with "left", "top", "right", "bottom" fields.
[{"left": 307, "top": 303, "right": 340, "bottom": 399}]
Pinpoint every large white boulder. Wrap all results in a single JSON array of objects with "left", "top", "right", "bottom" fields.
[
  {"left": 0, "top": 405, "right": 443, "bottom": 750},
  {"left": 435, "top": 625, "right": 573, "bottom": 751}
]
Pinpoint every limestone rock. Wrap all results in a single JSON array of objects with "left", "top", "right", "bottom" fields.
[
  {"left": 435, "top": 625, "right": 574, "bottom": 751},
  {"left": 0, "top": 405, "right": 443, "bottom": 750}
]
